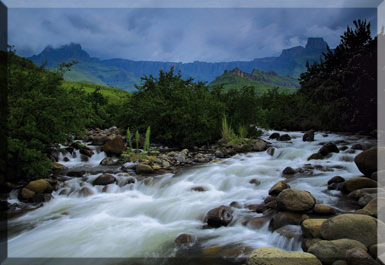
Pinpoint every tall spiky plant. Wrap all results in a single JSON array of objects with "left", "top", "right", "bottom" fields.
[
  {"left": 221, "top": 115, "right": 235, "bottom": 142},
  {"left": 144, "top": 126, "right": 151, "bottom": 153},
  {"left": 135, "top": 130, "right": 140, "bottom": 152},
  {"left": 126, "top": 128, "right": 133, "bottom": 152}
]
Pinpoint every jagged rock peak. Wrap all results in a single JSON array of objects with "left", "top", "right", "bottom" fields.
[{"left": 305, "top": 37, "right": 328, "bottom": 50}]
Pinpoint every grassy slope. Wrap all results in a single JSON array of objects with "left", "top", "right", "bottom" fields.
[
  {"left": 61, "top": 81, "right": 130, "bottom": 104},
  {"left": 209, "top": 72, "right": 298, "bottom": 94}
]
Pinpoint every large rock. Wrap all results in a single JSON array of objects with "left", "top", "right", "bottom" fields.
[
  {"left": 361, "top": 198, "right": 381, "bottom": 217},
  {"left": 103, "top": 135, "right": 125, "bottom": 156},
  {"left": 301, "top": 219, "right": 327, "bottom": 238},
  {"left": 269, "top": 133, "right": 280, "bottom": 139},
  {"left": 205, "top": 205, "right": 233, "bottom": 227},
  {"left": 175, "top": 233, "right": 194, "bottom": 247},
  {"left": 246, "top": 247, "right": 321, "bottom": 265},
  {"left": 319, "top": 142, "right": 339, "bottom": 156},
  {"left": 345, "top": 247, "right": 377, "bottom": 265},
  {"left": 19, "top": 188, "right": 36, "bottom": 200},
  {"left": 308, "top": 239, "right": 367, "bottom": 265},
  {"left": 343, "top": 177, "right": 377, "bottom": 193},
  {"left": 135, "top": 163, "right": 154, "bottom": 174},
  {"left": 278, "top": 134, "right": 291, "bottom": 141},
  {"left": 25, "top": 179, "right": 53, "bottom": 194},
  {"left": 269, "top": 211, "right": 308, "bottom": 231},
  {"left": 269, "top": 181, "right": 290, "bottom": 196},
  {"left": 276, "top": 188, "right": 316, "bottom": 212},
  {"left": 320, "top": 214, "right": 377, "bottom": 246},
  {"left": 307, "top": 153, "right": 324, "bottom": 161},
  {"left": 253, "top": 140, "right": 268, "bottom": 151},
  {"left": 52, "top": 162, "right": 67, "bottom": 170},
  {"left": 92, "top": 173, "right": 116, "bottom": 186},
  {"left": 303, "top": 130, "right": 315, "bottom": 142},
  {"left": 354, "top": 148, "right": 377, "bottom": 176},
  {"left": 313, "top": 204, "right": 337, "bottom": 215}
]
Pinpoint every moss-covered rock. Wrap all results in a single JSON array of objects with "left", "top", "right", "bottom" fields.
[{"left": 246, "top": 247, "right": 321, "bottom": 265}]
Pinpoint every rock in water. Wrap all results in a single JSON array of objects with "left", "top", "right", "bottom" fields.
[
  {"left": 354, "top": 148, "right": 377, "bottom": 176},
  {"left": 303, "top": 130, "right": 315, "bottom": 141},
  {"left": 135, "top": 163, "right": 154, "bottom": 174},
  {"left": 103, "top": 135, "right": 125, "bottom": 156},
  {"left": 308, "top": 239, "right": 367, "bottom": 265},
  {"left": 246, "top": 247, "right": 322, "bottom": 265},
  {"left": 25, "top": 179, "right": 53, "bottom": 193},
  {"left": 278, "top": 134, "right": 291, "bottom": 141},
  {"left": 93, "top": 173, "right": 116, "bottom": 186},
  {"left": 301, "top": 218, "right": 327, "bottom": 238},
  {"left": 205, "top": 205, "right": 233, "bottom": 227},
  {"left": 320, "top": 213, "right": 377, "bottom": 247},
  {"left": 175, "top": 234, "right": 194, "bottom": 247},
  {"left": 269, "top": 133, "right": 280, "bottom": 139},
  {"left": 276, "top": 188, "right": 316, "bottom": 212},
  {"left": 269, "top": 181, "right": 290, "bottom": 196},
  {"left": 345, "top": 247, "right": 377, "bottom": 265},
  {"left": 318, "top": 142, "right": 339, "bottom": 156},
  {"left": 343, "top": 177, "right": 377, "bottom": 193}
]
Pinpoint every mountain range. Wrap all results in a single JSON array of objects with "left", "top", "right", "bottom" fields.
[{"left": 28, "top": 37, "right": 328, "bottom": 92}]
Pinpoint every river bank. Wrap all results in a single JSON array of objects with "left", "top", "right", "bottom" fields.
[{"left": 4, "top": 127, "right": 383, "bottom": 264}]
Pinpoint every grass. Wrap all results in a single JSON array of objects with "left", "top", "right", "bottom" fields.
[{"left": 61, "top": 80, "right": 130, "bottom": 104}]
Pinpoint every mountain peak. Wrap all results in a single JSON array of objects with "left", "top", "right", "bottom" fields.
[{"left": 305, "top": 37, "right": 328, "bottom": 50}]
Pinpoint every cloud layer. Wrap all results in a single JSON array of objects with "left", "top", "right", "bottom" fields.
[{"left": 9, "top": 8, "right": 377, "bottom": 62}]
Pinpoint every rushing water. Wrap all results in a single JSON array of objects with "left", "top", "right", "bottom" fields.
[{"left": 7, "top": 129, "right": 375, "bottom": 259}]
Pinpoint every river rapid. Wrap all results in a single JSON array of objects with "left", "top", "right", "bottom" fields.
[{"left": 7, "top": 129, "right": 376, "bottom": 260}]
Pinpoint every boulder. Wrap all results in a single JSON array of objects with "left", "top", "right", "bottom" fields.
[
  {"left": 328, "top": 176, "right": 345, "bottom": 185},
  {"left": 278, "top": 134, "right": 291, "bottom": 141},
  {"left": 79, "top": 187, "right": 93, "bottom": 197},
  {"left": 358, "top": 193, "right": 376, "bottom": 207},
  {"left": 301, "top": 219, "right": 327, "bottom": 238},
  {"left": 92, "top": 173, "right": 116, "bottom": 186},
  {"left": 135, "top": 163, "right": 154, "bottom": 174},
  {"left": 308, "top": 239, "right": 367, "bottom": 265},
  {"left": 92, "top": 135, "right": 108, "bottom": 145},
  {"left": 100, "top": 157, "right": 118, "bottom": 166},
  {"left": 269, "top": 211, "right": 308, "bottom": 231},
  {"left": 266, "top": 147, "right": 276, "bottom": 156},
  {"left": 319, "top": 142, "right": 339, "bottom": 156},
  {"left": 361, "top": 198, "right": 380, "bottom": 217},
  {"left": 276, "top": 188, "right": 316, "bottom": 212},
  {"left": 320, "top": 214, "right": 377, "bottom": 246},
  {"left": 303, "top": 130, "right": 315, "bottom": 142},
  {"left": 282, "top": 167, "right": 296, "bottom": 175},
  {"left": 313, "top": 204, "right": 337, "bottom": 215},
  {"left": 103, "top": 135, "right": 125, "bottom": 156},
  {"left": 354, "top": 148, "right": 377, "bottom": 176},
  {"left": 246, "top": 247, "right": 321, "bottom": 265},
  {"left": 345, "top": 247, "right": 377, "bottom": 265},
  {"left": 302, "top": 238, "right": 322, "bottom": 252},
  {"left": 19, "top": 188, "right": 36, "bottom": 201},
  {"left": 308, "top": 153, "right": 324, "bottom": 161},
  {"left": 205, "top": 205, "right": 233, "bottom": 227},
  {"left": 52, "top": 162, "right": 67, "bottom": 170},
  {"left": 253, "top": 140, "right": 268, "bottom": 151},
  {"left": 25, "top": 179, "right": 53, "bottom": 194},
  {"left": 79, "top": 148, "right": 94, "bottom": 157},
  {"left": 269, "top": 133, "right": 280, "bottom": 139},
  {"left": 175, "top": 233, "right": 194, "bottom": 247},
  {"left": 247, "top": 204, "right": 266, "bottom": 213},
  {"left": 80, "top": 154, "right": 89, "bottom": 162},
  {"left": 215, "top": 150, "right": 225, "bottom": 158},
  {"left": 343, "top": 177, "right": 377, "bottom": 193},
  {"left": 247, "top": 217, "right": 270, "bottom": 229},
  {"left": 269, "top": 181, "right": 290, "bottom": 196}
]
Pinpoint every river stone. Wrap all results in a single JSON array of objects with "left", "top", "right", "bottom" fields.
[
  {"left": 308, "top": 239, "right": 367, "bottom": 265},
  {"left": 205, "top": 205, "right": 233, "bottom": 227},
  {"left": 278, "top": 134, "right": 291, "bottom": 141},
  {"left": 93, "top": 173, "right": 116, "bottom": 186},
  {"left": 302, "top": 238, "right": 322, "bottom": 252},
  {"left": 247, "top": 217, "right": 270, "bottom": 229},
  {"left": 100, "top": 157, "right": 118, "bottom": 166},
  {"left": 175, "top": 233, "right": 194, "bottom": 247},
  {"left": 25, "top": 179, "right": 53, "bottom": 194},
  {"left": 246, "top": 247, "right": 321, "bottom": 265},
  {"left": 135, "top": 163, "right": 154, "bottom": 174},
  {"left": 313, "top": 204, "right": 337, "bottom": 215},
  {"left": 328, "top": 176, "right": 345, "bottom": 185},
  {"left": 103, "top": 135, "right": 125, "bottom": 156},
  {"left": 269, "top": 133, "right": 280, "bottom": 139},
  {"left": 354, "top": 148, "right": 377, "bottom": 176},
  {"left": 79, "top": 148, "right": 94, "bottom": 157},
  {"left": 266, "top": 147, "right": 276, "bottom": 156},
  {"left": 301, "top": 219, "right": 327, "bottom": 238},
  {"left": 269, "top": 181, "right": 290, "bottom": 196},
  {"left": 345, "top": 247, "right": 377, "bottom": 265},
  {"left": 308, "top": 153, "right": 324, "bottom": 160},
  {"left": 79, "top": 187, "right": 93, "bottom": 197},
  {"left": 93, "top": 135, "right": 108, "bottom": 145},
  {"left": 358, "top": 193, "right": 376, "bottom": 207},
  {"left": 361, "top": 198, "right": 381, "bottom": 217},
  {"left": 303, "top": 130, "right": 315, "bottom": 142},
  {"left": 269, "top": 211, "right": 308, "bottom": 231},
  {"left": 343, "top": 177, "right": 377, "bottom": 193},
  {"left": 253, "top": 140, "right": 268, "bottom": 151},
  {"left": 320, "top": 213, "right": 377, "bottom": 246},
  {"left": 351, "top": 144, "right": 364, "bottom": 150},
  {"left": 19, "top": 188, "right": 36, "bottom": 200},
  {"left": 247, "top": 204, "right": 266, "bottom": 213},
  {"left": 52, "top": 162, "right": 67, "bottom": 170},
  {"left": 282, "top": 167, "right": 296, "bottom": 175},
  {"left": 276, "top": 188, "right": 316, "bottom": 212},
  {"left": 275, "top": 225, "right": 302, "bottom": 240},
  {"left": 319, "top": 142, "right": 339, "bottom": 156},
  {"left": 191, "top": 186, "right": 207, "bottom": 192}
]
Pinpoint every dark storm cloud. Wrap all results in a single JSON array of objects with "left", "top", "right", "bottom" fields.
[{"left": 8, "top": 8, "right": 377, "bottom": 62}]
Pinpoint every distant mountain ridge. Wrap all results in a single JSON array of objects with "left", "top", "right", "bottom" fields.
[{"left": 28, "top": 37, "right": 328, "bottom": 92}]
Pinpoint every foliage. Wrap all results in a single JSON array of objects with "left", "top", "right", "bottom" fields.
[
  {"left": 144, "top": 126, "right": 151, "bottom": 153},
  {"left": 135, "top": 130, "right": 140, "bottom": 151},
  {"left": 126, "top": 128, "right": 133, "bottom": 152}
]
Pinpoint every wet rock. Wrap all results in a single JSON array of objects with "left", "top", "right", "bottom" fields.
[
  {"left": 19, "top": 188, "right": 36, "bottom": 201},
  {"left": 351, "top": 144, "right": 364, "bottom": 150},
  {"left": 247, "top": 217, "right": 270, "bottom": 229},
  {"left": 345, "top": 247, "right": 377, "bottom": 265},
  {"left": 249, "top": 179, "right": 261, "bottom": 186},
  {"left": 52, "top": 162, "right": 67, "bottom": 170},
  {"left": 215, "top": 150, "right": 225, "bottom": 158},
  {"left": 320, "top": 213, "right": 377, "bottom": 247},
  {"left": 266, "top": 147, "right": 276, "bottom": 156},
  {"left": 339, "top": 146, "right": 348, "bottom": 151},
  {"left": 328, "top": 176, "right": 345, "bottom": 185},
  {"left": 25, "top": 179, "right": 53, "bottom": 194},
  {"left": 308, "top": 153, "right": 324, "bottom": 161},
  {"left": 331, "top": 260, "right": 348, "bottom": 265},
  {"left": 308, "top": 239, "right": 367, "bottom": 265},
  {"left": 343, "top": 177, "right": 377, "bottom": 193},
  {"left": 67, "top": 170, "right": 86, "bottom": 178},
  {"left": 253, "top": 140, "right": 268, "bottom": 151},
  {"left": 358, "top": 193, "right": 376, "bottom": 207},
  {"left": 175, "top": 153, "right": 186, "bottom": 163},
  {"left": 79, "top": 148, "right": 94, "bottom": 157},
  {"left": 191, "top": 186, "right": 207, "bottom": 192},
  {"left": 93, "top": 135, "right": 108, "bottom": 145},
  {"left": 103, "top": 135, "right": 125, "bottom": 156},
  {"left": 205, "top": 205, "right": 233, "bottom": 227},
  {"left": 63, "top": 157, "right": 70, "bottom": 162},
  {"left": 278, "top": 134, "right": 291, "bottom": 141},
  {"left": 229, "top": 201, "right": 242, "bottom": 208},
  {"left": 246, "top": 247, "right": 321, "bottom": 265},
  {"left": 303, "top": 130, "right": 315, "bottom": 142},
  {"left": 276, "top": 188, "right": 316, "bottom": 212},
  {"left": 319, "top": 142, "right": 339, "bottom": 156},
  {"left": 313, "top": 204, "right": 337, "bottom": 215},
  {"left": 80, "top": 154, "right": 89, "bottom": 162},
  {"left": 354, "top": 148, "right": 378, "bottom": 176},
  {"left": 79, "top": 187, "right": 93, "bottom": 197},
  {"left": 302, "top": 238, "right": 322, "bottom": 252},
  {"left": 100, "top": 157, "right": 119, "bottom": 166},
  {"left": 175, "top": 233, "right": 194, "bottom": 247},
  {"left": 269, "top": 181, "right": 290, "bottom": 196},
  {"left": 92, "top": 173, "right": 116, "bottom": 186},
  {"left": 301, "top": 219, "right": 327, "bottom": 238},
  {"left": 360, "top": 198, "right": 379, "bottom": 217},
  {"left": 135, "top": 163, "right": 154, "bottom": 174},
  {"left": 269, "top": 132, "right": 280, "bottom": 139},
  {"left": 247, "top": 204, "right": 266, "bottom": 213},
  {"left": 269, "top": 211, "right": 308, "bottom": 231},
  {"left": 282, "top": 167, "right": 296, "bottom": 175},
  {"left": 275, "top": 225, "right": 302, "bottom": 241}
]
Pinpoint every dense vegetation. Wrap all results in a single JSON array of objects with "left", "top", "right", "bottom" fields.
[{"left": 5, "top": 20, "right": 377, "bottom": 182}]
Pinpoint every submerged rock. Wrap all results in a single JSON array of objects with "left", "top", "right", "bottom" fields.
[
  {"left": 93, "top": 173, "right": 116, "bottom": 186},
  {"left": 278, "top": 134, "right": 291, "bottom": 141},
  {"left": 319, "top": 142, "right": 339, "bottom": 156},
  {"left": 175, "top": 233, "right": 195, "bottom": 247}
]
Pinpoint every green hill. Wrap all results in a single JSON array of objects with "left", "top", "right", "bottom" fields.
[
  {"left": 209, "top": 68, "right": 299, "bottom": 94},
  {"left": 61, "top": 81, "right": 130, "bottom": 104}
]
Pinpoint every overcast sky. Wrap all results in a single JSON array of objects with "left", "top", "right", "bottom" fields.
[{"left": 8, "top": 8, "right": 377, "bottom": 62}]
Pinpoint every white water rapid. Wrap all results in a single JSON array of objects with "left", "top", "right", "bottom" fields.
[{"left": 7, "top": 130, "right": 375, "bottom": 259}]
